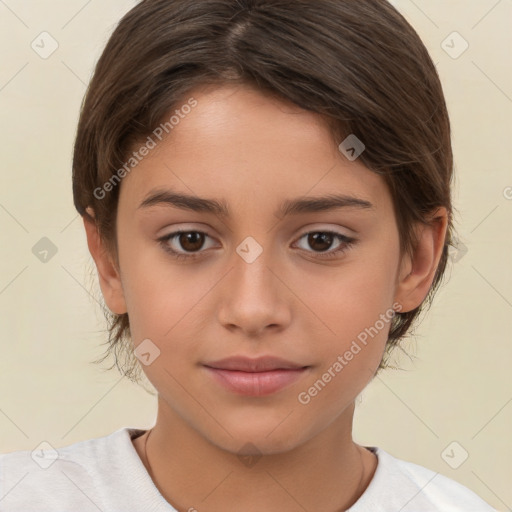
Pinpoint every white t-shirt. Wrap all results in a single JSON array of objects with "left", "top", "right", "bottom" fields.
[{"left": 0, "top": 427, "right": 496, "bottom": 511}]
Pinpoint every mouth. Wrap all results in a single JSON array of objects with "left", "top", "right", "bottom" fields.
[{"left": 203, "top": 356, "right": 310, "bottom": 396}]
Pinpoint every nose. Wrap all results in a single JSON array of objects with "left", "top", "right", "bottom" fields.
[{"left": 217, "top": 248, "right": 292, "bottom": 337}]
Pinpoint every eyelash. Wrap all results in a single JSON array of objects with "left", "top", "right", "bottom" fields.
[{"left": 158, "top": 230, "right": 357, "bottom": 262}]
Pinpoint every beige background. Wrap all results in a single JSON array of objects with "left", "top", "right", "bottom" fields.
[{"left": 0, "top": 0, "right": 510, "bottom": 510}]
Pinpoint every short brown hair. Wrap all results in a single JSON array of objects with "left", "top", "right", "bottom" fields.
[{"left": 72, "top": 0, "right": 455, "bottom": 383}]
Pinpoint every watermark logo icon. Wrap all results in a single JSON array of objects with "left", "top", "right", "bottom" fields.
[
  {"left": 134, "top": 338, "right": 161, "bottom": 366},
  {"left": 441, "top": 32, "right": 469, "bottom": 59},
  {"left": 237, "top": 442, "right": 263, "bottom": 468},
  {"left": 31, "top": 32, "right": 59, "bottom": 59},
  {"left": 338, "top": 134, "right": 366, "bottom": 161},
  {"left": 31, "top": 441, "right": 59, "bottom": 469},
  {"left": 441, "top": 441, "right": 469, "bottom": 469},
  {"left": 236, "top": 237, "right": 263, "bottom": 264},
  {"left": 448, "top": 236, "right": 468, "bottom": 263},
  {"left": 32, "top": 237, "right": 58, "bottom": 263}
]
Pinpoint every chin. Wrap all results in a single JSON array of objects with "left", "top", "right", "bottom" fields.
[
  {"left": 205, "top": 416, "right": 314, "bottom": 457},
  {"left": 218, "top": 433, "right": 303, "bottom": 458}
]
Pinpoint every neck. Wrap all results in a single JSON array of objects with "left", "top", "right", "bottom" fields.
[{"left": 134, "top": 399, "right": 377, "bottom": 512}]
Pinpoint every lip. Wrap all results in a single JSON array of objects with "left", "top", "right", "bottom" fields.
[
  {"left": 204, "top": 355, "right": 307, "bottom": 372},
  {"left": 203, "top": 356, "right": 309, "bottom": 396}
]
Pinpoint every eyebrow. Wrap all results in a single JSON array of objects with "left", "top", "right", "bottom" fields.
[{"left": 138, "top": 189, "right": 375, "bottom": 218}]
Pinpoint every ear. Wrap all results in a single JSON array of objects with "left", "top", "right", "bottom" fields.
[
  {"left": 83, "top": 209, "right": 127, "bottom": 315},
  {"left": 394, "top": 207, "right": 449, "bottom": 313}
]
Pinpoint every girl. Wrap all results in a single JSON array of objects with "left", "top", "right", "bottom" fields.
[{"left": 0, "top": 0, "right": 496, "bottom": 510}]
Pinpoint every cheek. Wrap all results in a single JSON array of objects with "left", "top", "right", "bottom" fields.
[
  {"left": 294, "top": 262, "right": 398, "bottom": 417},
  {"left": 117, "top": 242, "right": 222, "bottom": 367},
  {"left": 116, "top": 233, "right": 185, "bottom": 339},
  {"left": 297, "top": 251, "right": 399, "bottom": 349}
]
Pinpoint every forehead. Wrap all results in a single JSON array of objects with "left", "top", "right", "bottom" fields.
[{"left": 118, "top": 84, "right": 391, "bottom": 216}]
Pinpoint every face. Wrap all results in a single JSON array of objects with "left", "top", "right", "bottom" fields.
[{"left": 90, "top": 84, "right": 432, "bottom": 455}]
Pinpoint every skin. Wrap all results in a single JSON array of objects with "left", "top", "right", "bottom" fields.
[{"left": 84, "top": 84, "right": 448, "bottom": 512}]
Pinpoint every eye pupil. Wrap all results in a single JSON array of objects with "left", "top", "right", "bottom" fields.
[
  {"left": 180, "top": 232, "right": 204, "bottom": 252},
  {"left": 308, "top": 232, "right": 334, "bottom": 252}
]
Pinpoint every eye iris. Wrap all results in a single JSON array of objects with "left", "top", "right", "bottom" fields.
[
  {"left": 308, "top": 232, "right": 333, "bottom": 252},
  {"left": 180, "top": 232, "right": 204, "bottom": 252}
]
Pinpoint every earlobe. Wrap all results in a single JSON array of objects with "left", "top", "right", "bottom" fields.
[
  {"left": 83, "top": 210, "right": 127, "bottom": 315},
  {"left": 394, "top": 207, "right": 448, "bottom": 313}
]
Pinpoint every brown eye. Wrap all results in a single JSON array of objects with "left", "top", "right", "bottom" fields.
[
  {"left": 294, "top": 231, "right": 357, "bottom": 260},
  {"left": 306, "top": 232, "right": 335, "bottom": 252},
  {"left": 177, "top": 232, "right": 206, "bottom": 252},
  {"left": 158, "top": 230, "right": 216, "bottom": 261}
]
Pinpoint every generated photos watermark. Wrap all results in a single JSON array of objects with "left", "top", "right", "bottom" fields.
[
  {"left": 297, "top": 302, "right": 402, "bottom": 405},
  {"left": 93, "top": 97, "right": 198, "bottom": 200}
]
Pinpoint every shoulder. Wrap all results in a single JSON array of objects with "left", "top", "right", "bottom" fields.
[
  {"left": 349, "top": 446, "right": 497, "bottom": 512},
  {"left": 0, "top": 427, "right": 147, "bottom": 512}
]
